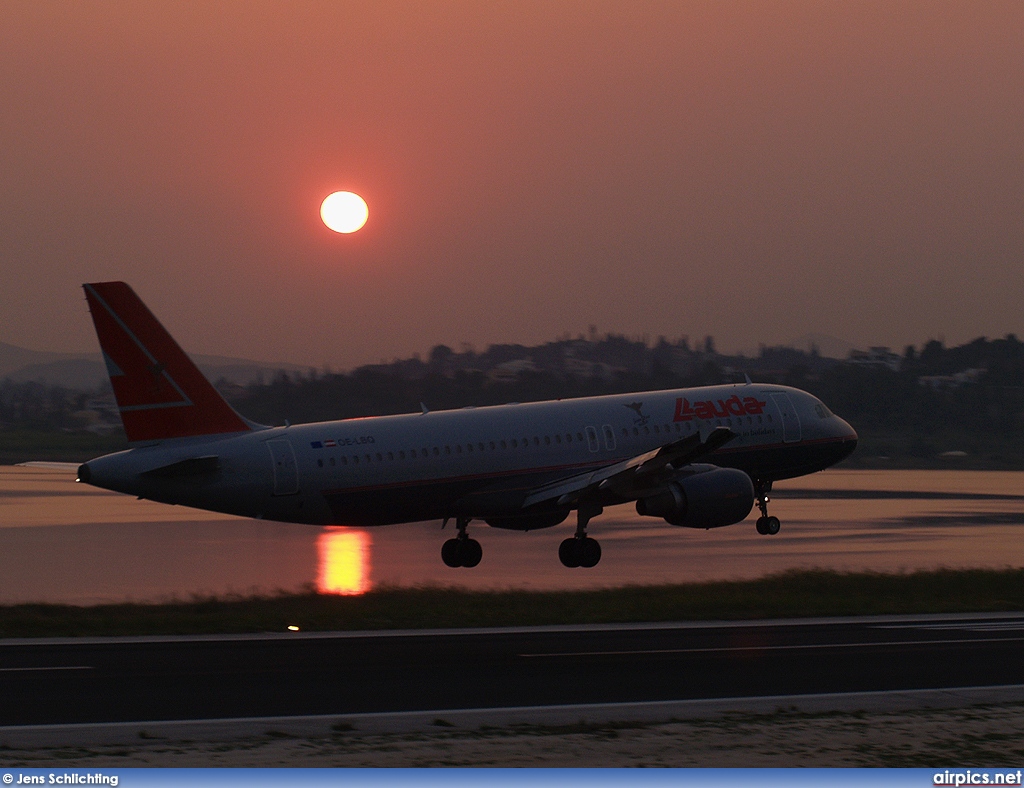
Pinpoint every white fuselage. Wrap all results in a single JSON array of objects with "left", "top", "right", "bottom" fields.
[{"left": 81, "top": 383, "right": 857, "bottom": 527}]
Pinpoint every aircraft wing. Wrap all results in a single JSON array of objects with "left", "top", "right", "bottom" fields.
[{"left": 521, "top": 426, "right": 736, "bottom": 509}]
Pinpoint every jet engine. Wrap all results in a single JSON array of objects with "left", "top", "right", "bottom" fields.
[{"left": 636, "top": 468, "right": 754, "bottom": 529}]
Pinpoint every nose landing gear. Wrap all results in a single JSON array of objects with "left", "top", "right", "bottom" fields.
[
  {"left": 441, "top": 517, "right": 483, "bottom": 567},
  {"left": 753, "top": 480, "right": 781, "bottom": 535}
]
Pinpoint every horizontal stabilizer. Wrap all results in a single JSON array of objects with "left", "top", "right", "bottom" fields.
[{"left": 140, "top": 455, "right": 220, "bottom": 478}]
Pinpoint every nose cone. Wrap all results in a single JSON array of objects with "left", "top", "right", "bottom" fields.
[
  {"left": 76, "top": 463, "right": 91, "bottom": 484},
  {"left": 833, "top": 417, "right": 858, "bottom": 462}
]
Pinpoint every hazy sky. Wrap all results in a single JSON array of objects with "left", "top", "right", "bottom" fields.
[{"left": 3, "top": 2, "right": 1023, "bottom": 368}]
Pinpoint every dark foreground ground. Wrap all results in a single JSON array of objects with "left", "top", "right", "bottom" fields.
[{"left": 4, "top": 700, "right": 1024, "bottom": 766}]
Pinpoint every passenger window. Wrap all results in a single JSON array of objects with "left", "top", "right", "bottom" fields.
[
  {"left": 317, "top": 459, "right": 323, "bottom": 468},
  {"left": 490, "top": 441, "right": 496, "bottom": 450},
  {"left": 330, "top": 457, "right": 336, "bottom": 466},
  {"left": 478, "top": 443, "right": 485, "bottom": 451},
  {"left": 566, "top": 433, "right": 573, "bottom": 442},
  {"left": 534, "top": 436, "right": 540, "bottom": 446},
  {"left": 653, "top": 425, "right": 660, "bottom": 434},
  {"left": 445, "top": 446, "right": 451, "bottom": 455},
  {"left": 433, "top": 447, "right": 440, "bottom": 456},
  {"left": 467, "top": 444, "right": 473, "bottom": 453},
  {"left": 342, "top": 456, "right": 348, "bottom": 465},
  {"left": 555, "top": 434, "right": 561, "bottom": 444},
  {"left": 577, "top": 432, "right": 584, "bottom": 442},
  {"left": 643, "top": 426, "right": 650, "bottom": 435},
  {"left": 376, "top": 453, "right": 383, "bottom": 462},
  {"left": 501, "top": 440, "right": 507, "bottom": 449},
  {"left": 353, "top": 455, "right": 359, "bottom": 464},
  {"left": 633, "top": 427, "right": 639, "bottom": 436},
  {"left": 399, "top": 451, "right": 406, "bottom": 460},
  {"left": 602, "top": 425, "right": 616, "bottom": 451},
  {"left": 511, "top": 439, "right": 518, "bottom": 448},
  {"left": 455, "top": 445, "right": 461, "bottom": 454},
  {"left": 545, "top": 435, "right": 551, "bottom": 445},
  {"left": 387, "top": 452, "right": 394, "bottom": 461}
]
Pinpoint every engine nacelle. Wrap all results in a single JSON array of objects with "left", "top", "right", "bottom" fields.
[{"left": 636, "top": 468, "right": 754, "bottom": 529}]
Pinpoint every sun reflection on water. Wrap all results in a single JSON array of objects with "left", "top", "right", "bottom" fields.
[{"left": 316, "top": 527, "right": 372, "bottom": 595}]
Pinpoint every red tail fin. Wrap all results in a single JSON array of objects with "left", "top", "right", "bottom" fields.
[{"left": 83, "top": 282, "right": 253, "bottom": 443}]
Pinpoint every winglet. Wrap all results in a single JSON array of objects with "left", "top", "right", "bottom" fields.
[{"left": 83, "top": 282, "right": 256, "bottom": 443}]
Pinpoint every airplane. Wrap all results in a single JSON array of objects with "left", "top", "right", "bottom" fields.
[{"left": 76, "top": 281, "right": 858, "bottom": 568}]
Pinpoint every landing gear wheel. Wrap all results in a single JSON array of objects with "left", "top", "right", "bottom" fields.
[
  {"left": 441, "top": 517, "right": 482, "bottom": 567},
  {"left": 441, "top": 538, "right": 462, "bottom": 567},
  {"left": 755, "top": 517, "right": 769, "bottom": 535},
  {"left": 764, "top": 515, "right": 781, "bottom": 535},
  {"left": 559, "top": 537, "right": 601, "bottom": 568},
  {"left": 559, "top": 538, "right": 581, "bottom": 568},
  {"left": 462, "top": 538, "right": 483, "bottom": 567},
  {"left": 579, "top": 537, "right": 601, "bottom": 568}
]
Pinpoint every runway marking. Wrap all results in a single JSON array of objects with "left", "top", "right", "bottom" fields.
[
  {"left": 0, "top": 666, "right": 93, "bottom": 673},
  {"left": 876, "top": 622, "right": 1024, "bottom": 632},
  {"left": 518, "top": 635, "right": 1024, "bottom": 658}
]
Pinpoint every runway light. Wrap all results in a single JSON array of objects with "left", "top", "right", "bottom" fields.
[{"left": 287, "top": 625, "right": 300, "bottom": 631}]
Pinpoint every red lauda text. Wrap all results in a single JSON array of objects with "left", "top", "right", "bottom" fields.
[{"left": 673, "top": 395, "right": 767, "bottom": 422}]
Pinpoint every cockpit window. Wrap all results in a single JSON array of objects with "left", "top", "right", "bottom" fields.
[{"left": 814, "top": 402, "right": 832, "bottom": 419}]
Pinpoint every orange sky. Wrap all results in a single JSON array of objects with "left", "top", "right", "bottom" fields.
[{"left": 2, "top": 2, "right": 1022, "bottom": 368}]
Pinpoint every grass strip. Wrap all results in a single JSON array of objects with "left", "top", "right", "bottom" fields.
[{"left": 2, "top": 567, "right": 1023, "bottom": 639}]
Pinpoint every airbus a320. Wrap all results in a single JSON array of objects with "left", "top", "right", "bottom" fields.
[{"left": 76, "top": 282, "right": 858, "bottom": 568}]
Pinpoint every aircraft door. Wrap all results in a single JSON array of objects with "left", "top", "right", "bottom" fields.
[
  {"left": 267, "top": 439, "right": 299, "bottom": 496},
  {"left": 770, "top": 393, "right": 802, "bottom": 443}
]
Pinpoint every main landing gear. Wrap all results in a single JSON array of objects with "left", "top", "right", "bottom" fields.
[
  {"left": 753, "top": 480, "right": 781, "bottom": 535},
  {"left": 559, "top": 502, "right": 602, "bottom": 568},
  {"left": 441, "top": 517, "right": 482, "bottom": 568}
]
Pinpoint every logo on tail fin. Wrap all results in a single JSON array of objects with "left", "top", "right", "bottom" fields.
[{"left": 83, "top": 282, "right": 253, "bottom": 443}]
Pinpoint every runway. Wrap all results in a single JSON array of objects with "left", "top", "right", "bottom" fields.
[{"left": 3, "top": 612, "right": 1024, "bottom": 727}]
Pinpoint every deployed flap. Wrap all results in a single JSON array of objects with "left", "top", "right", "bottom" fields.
[{"left": 522, "top": 427, "right": 736, "bottom": 509}]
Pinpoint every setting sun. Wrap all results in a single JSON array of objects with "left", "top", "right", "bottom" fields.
[{"left": 320, "top": 191, "right": 368, "bottom": 234}]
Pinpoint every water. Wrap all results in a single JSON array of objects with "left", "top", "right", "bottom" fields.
[{"left": 1, "top": 465, "right": 1023, "bottom": 605}]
